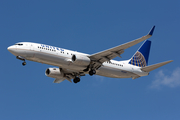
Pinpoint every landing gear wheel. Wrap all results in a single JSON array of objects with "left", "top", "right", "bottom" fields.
[
  {"left": 22, "top": 62, "right": 26, "bottom": 66},
  {"left": 73, "top": 77, "right": 80, "bottom": 83},
  {"left": 89, "top": 70, "right": 96, "bottom": 76}
]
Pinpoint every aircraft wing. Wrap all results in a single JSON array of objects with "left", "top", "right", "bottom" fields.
[
  {"left": 89, "top": 26, "right": 155, "bottom": 64},
  {"left": 52, "top": 67, "right": 86, "bottom": 83}
]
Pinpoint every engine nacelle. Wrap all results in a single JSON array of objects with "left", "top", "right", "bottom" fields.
[
  {"left": 71, "top": 54, "right": 91, "bottom": 66},
  {"left": 45, "top": 68, "right": 64, "bottom": 79}
]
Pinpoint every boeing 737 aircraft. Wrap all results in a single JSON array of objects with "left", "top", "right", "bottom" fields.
[{"left": 7, "top": 26, "right": 173, "bottom": 83}]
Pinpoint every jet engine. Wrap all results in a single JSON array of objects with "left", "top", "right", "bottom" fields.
[
  {"left": 71, "top": 54, "right": 91, "bottom": 66},
  {"left": 45, "top": 68, "right": 64, "bottom": 79}
]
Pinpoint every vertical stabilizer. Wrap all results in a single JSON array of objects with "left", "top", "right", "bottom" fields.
[{"left": 129, "top": 40, "right": 151, "bottom": 67}]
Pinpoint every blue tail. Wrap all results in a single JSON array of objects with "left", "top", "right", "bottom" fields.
[{"left": 129, "top": 40, "right": 151, "bottom": 67}]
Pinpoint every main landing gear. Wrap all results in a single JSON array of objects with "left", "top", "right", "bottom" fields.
[
  {"left": 16, "top": 56, "right": 27, "bottom": 66},
  {"left": 73, "top": 69, "right": 96, "bottom": 84},
  {"left": 83, "top": 65, "right": 96, "bottom": 76},
  {"left": 73, "top": 77, "right": 80, "bottom": 83},
  {"left": 89, "top": 69, "right": 96, "bottom": 76}
]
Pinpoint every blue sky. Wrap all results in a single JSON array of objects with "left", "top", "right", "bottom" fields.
[{"left": 1, "top": 0, "right": 180, "bottom": 120}]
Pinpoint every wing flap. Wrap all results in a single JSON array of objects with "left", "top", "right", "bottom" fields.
[{"left": 141, "top": 60, "right": 173, "bottom": 72}]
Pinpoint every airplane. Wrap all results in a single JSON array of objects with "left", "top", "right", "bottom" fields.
[{"left": 7, "top": 26, "right": 173, "bottom": 84}]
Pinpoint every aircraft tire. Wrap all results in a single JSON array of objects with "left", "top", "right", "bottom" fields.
[
  {"left": 73, "top": 77, "right": 80, "bottom": 83},
  {"left": 22, "top": 62, "right": 26, "bottom": 66}
]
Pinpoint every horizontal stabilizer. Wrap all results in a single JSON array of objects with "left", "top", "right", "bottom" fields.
[
  {"left": 132, "top": 75, "right": 140, "bottom": 79},
  {"left": 53, "top": 77, "right": 72, "bottom": 83},
  {"left": 53, "top": 78, "right": 65, "bottom": 83},
  {"left": 141, "top": 60, "right": 173, "bottom": 72}
]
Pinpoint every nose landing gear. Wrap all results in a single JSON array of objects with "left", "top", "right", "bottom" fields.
[{"left": 16, "top": 56, "right": 27, "bottom": 66}]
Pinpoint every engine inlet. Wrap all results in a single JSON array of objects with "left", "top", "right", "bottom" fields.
[{"left": 45, "top": 69, "right": 50, "bottom": 75}]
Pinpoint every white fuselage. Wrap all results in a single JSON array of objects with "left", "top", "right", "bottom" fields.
[{"left": 7, "top": 42, "right": 149, "bottom": 79}]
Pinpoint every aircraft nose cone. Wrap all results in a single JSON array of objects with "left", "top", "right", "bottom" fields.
[
  {"left": 7, "top": 46, "right": 14, "bottom": 51},
  {"left": 7, "top": 46, "right": 11, "bottom": 51},
  {"left": 7, "top": 45, "right": 17, "bottom": 55}
]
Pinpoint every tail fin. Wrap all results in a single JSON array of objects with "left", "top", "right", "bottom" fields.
[{"left": 129, "top": 40, "right": 151, "bottom": 67}]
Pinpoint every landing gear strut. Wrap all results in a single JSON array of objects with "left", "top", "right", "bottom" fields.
[
  {"left": 73, "top": 77, "right": 80, "bottom": 83},
  {"left": 89, "top": 69, "right": 96, "bottom": 76}
]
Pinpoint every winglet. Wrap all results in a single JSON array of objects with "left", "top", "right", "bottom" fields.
[{"left": 148, "top": 26, "right": 155, "bottom": 36}]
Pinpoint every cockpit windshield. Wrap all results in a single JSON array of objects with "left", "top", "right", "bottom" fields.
[{"left": 15, "top": 43, "right": 23, "bottom": 46}]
